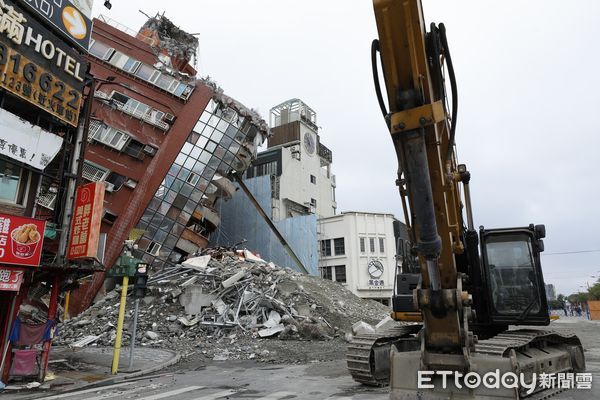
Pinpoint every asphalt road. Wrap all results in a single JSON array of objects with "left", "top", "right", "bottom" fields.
[{"left": 4, "top": 316, "right": 598, "bottom": 400}]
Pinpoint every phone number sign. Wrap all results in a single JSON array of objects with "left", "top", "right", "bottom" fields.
[{"left": 0, "top": 43, "right": 81, "bottom": 126}]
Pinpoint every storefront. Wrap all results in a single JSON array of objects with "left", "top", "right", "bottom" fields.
[{"left": 0, "top": 0, "right": 94, "bottom": 385}]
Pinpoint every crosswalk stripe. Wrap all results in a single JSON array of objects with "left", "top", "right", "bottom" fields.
[
  {"left": 37, "top": 382, "right": 135, "bottom": 399},
  {"left": 255, "top": 391, "right": 297, "bottom": 399},
  {"left": 83, "top": 385, "right": 151, "bottom": 400},
  {"left": 192, "top": 390, "right": 237, "bottom": 400},
  {"left": 136, "top": 385, "right": 206, "bottom": 400},
  {"left": 189, "top": 389, "right": 238, "bottom": 399}
]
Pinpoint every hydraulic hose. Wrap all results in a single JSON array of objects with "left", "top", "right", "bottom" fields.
[
  {"left": 438, "top": 23, "right": 458, "bottom": 164},
  {"left": 371, "top": 39, "right": 388, "bottom": 119}
]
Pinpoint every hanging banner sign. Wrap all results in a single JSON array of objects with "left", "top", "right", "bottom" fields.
[
  {"left": 0, "top": 213, "right": 46, "bottom": 267},
  {"left": 0, "top": 108, "right": 63, "bottom": 170},
  {"left": 0, "top": 0, "right": 88, "bottom": 126},
  {"left": 68, "top": 182, "right": 105, "bottom": 260},
  {"left": 0, "top": 268, "right": 25, "bottom": 291},
  {"left": 19, "top": 0, "right": 94, "bottom": 51}
]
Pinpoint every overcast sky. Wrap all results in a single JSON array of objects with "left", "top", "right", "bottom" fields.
[{"left": 93, "top": 1, "right": 600, "bottom": 296}]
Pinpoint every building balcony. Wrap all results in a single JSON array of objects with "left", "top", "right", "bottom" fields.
[
  {"left": 210, "top": 175, "right": 237, "bottom": 200},
  {"left": 318, "top": 142, "right": 332, "bottom": 164},
  {"left": 94, "top": 91, "right": 170, "bottom": 131},
  {"left": 231, "top": 145, "right": 253, "bottom": 173},
  {"left": 192, "top": 205, "right": 220, "bottom": 229},
  {"left": 176, "top": 227, "right": 209, "bottom": 254}
]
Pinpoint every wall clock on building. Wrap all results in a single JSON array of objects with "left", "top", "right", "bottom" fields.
[
  {"left": 368, "top": 260, "right": 384, "bottom": 279},
  {"left": 303, "top": 132, "right": 315, "bottom": 155}
]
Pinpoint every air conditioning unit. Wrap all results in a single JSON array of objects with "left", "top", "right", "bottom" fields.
[
  {"left": 143, "top": 144, "right": 158, "bottom": 156},
  {"left": 124, "top": 179, "right": 137, "bottom": 189},
  {"left": 163, "top": 113, "right": 176, "bottom": 124},
  {"left": 104, "top": 182, "right": 115, "bottom": 192}
]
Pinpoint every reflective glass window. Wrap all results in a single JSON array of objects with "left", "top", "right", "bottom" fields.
[
  {"left": 175, "top": 153, "right": 186, "bottom": 166},
  {"left": 190, "top": 146, "right": 202, "bottom": 159},
  {"left": 182, "top": 142, "right": 193, "bottom": 155}
]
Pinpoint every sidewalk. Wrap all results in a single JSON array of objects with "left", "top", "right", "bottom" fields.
[{"left": 1, "top": 346, "right": 180, "bottom": 399}]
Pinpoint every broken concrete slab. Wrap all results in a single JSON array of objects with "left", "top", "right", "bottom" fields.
[
  {"left": 263, "top": 310, "right": 282, "bottom": 328},
  {"left": 258, "top": 324, "right": 285, "bottom": 338},
  {"left": 179, "top": 285, "right": 217, "bottom": 315},
  {"left": 351, "top": 321, "right": 376, "bottom": 336},
  {"left": 222, "top": 270, "right": 246, "bottom": 288},
  {"left": 243, "top": 249, "right": 265, "bottom": 263},
  {"left": 375, "top": 315, "right": 398, "bottom": 333},
  {"left": 69, "top": 335, "right": 101, "bottom": 348},
  {"left": 182, "top": 255, "right": 211, "bottom": 271}
]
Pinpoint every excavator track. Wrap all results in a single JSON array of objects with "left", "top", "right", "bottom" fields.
[
  {"left": 346, "top": 324, "right": 422, "bottom": 386},
  {"left": 471, "top": 329, "right": 585, "bottom": 399},
  {"left": 474, "top": 329, "right": 583, "bottom": 358}
]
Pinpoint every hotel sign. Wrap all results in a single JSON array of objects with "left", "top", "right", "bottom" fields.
[{"left": 0, "top": 0, "right": 87, "bottom": 126}]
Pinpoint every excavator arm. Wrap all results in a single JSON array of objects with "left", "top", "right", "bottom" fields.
[
  {"left": 373, "top": 0, "right": 473, "bottom": 369},
  {"left": 361, "top": 1, "right": 586, "bottom": 399}
]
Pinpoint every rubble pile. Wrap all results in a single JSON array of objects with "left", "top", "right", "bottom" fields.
[{"left": 56, "top": 249, "right": 391, "bottom": 363}]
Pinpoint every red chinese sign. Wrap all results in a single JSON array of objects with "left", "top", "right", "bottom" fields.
[
  {"left": 0, "top": 268, "right": 25, "bottom": 291},
  {"left": 68, "top": 182, "right": 105, "bottom": 260},
  {"left": 0, "top": 213, "right": 46, "bottom": 267}
]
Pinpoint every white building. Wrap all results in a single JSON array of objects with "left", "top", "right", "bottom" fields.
[
  {"left": 317, "top": 212, "right": 409, "bottom": 305},
  {"left": 244, "top": 98, "right": 337, "bottom": 220}
]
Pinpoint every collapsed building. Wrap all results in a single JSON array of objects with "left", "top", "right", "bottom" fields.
[
  {"left": 56, "top": 248, "right": 393, "bottom": 363},
  {"left": 57, "top": 14, "right": 270, "bottom": 315}
]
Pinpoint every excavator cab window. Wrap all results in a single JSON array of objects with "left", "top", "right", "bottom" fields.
[
  {"left": 480, "top": 227, "right": 549, "bottom": 325},
  {"left": 485, "top": 233, "right": 539, "bottom": 315}
]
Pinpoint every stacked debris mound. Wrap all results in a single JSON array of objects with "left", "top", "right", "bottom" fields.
[{"left": 56, "top": 249, "right": 391, "bottom": 363}]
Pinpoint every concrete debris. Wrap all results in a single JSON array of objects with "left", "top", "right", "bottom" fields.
[
  {"left": 179, "top": 286, "right": 217, "bottom": 315},
  {"left": 221, "top": 270, "right": 246, "bottom": 288},
  {"left": 375, "top": 315, "right": 397, "bottom": 332},
  {"left": 258, "top": 324, "right": 285, "bottom": 338},
  {"left": 351, "top": 321, "right": 376, "bottom": 336},
  {"left": 145, "top": 331, "right": 159, "bottom": 340},
  {"left": 182, "top": 255, "right": 211, "bottom": 271},
  {"left": 242, "top": 249, "right": 265, "bottom": 263},
  {"left": 69, "top": 335, "right": 101, "bottom": 348},
  {"left": 263, "top": 311, "right": 281, "bottom": 329},
  {"left": 56, "top": 247, "right": 392, "bottom": 364}
]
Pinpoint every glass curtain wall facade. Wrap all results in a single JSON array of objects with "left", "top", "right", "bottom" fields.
[{"left": 135, "top": 98, "right": 266, "bottom": 267}]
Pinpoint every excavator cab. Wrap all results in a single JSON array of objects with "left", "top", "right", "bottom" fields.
[{"left": 476, "top": 224, "right": 549, "bottom": 329}]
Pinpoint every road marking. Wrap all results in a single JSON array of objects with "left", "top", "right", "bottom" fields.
[
  {"left": 136, "top": 385, "right": 206, "bottom": 400},
  {"left": 256, "top": 391, "right": 297, "bottom": 399},
  {"left": 83, "top": 385, "right": 151, "bottom": 400},
  {"left": 189, "top": 389, "right": 238, "bottom": 399},
  {"left": 37, "top": 382, "right": 135, "bottom": 399}
]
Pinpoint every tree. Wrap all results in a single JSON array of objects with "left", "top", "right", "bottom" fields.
[
  {"left": 568, "top": 292, "right": 588, "bottom": 304},
  {"left": 588, "top": 283, "right": 600, "bottom": 301}
]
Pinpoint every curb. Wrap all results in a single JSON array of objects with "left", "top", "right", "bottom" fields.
[
  {"left": 76, "top": 350, "right": 182, "bottom": 389},
  {"left": 16, "top": 349, "right": 181, "bottom": 399}
]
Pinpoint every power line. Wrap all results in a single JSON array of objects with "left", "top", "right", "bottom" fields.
[{"left": 542, "top": 249, "right": 600, "bottom": 256}]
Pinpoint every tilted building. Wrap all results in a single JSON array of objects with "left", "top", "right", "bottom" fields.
[{"left": 64, "top": 15, "right": 269, "bottom": 313}]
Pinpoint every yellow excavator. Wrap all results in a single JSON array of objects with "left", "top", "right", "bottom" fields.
[{"left": 346, "top": 1, "right": 585, "bottom": 398}]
